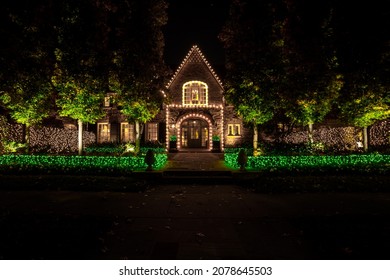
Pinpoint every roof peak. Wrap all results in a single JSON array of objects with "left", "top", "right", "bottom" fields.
[{"left": 166, "top": 45, "right": 223, "bottom": 89}]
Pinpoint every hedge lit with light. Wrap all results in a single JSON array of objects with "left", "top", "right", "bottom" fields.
[
  {"left": 0, "top": 154, "right": 167, "bottom": 175},
  {"left": 225, "top": 153, "right": 390, "bottom": 174}
]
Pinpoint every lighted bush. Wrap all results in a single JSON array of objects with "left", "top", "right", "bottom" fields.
[
  {"left": 139, "top": 147, "right": 166, "bottom": 155},
  {"left": 84, "top": 143, "right": 125, "bottom": 155},
  {"left": 5, "top": 124, "right": 96, "bottom": 154},
  {"left": 225, "top": 153, "right": 390, "bottom": 174},
  {"left": 0, "top": 154, "right": 167, "bottom": 175},
  {"left": 84, "top": 142, "right": 166, "bottom": 156},
  {"left": 2, "top": 141, "right": 27, "bottom": 154}
]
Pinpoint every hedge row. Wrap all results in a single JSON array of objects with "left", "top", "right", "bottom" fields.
[
  {"left": 225, "top": 153, "right": 390, "bottom": 174},
  {"left": 0, "top": 154, "right": 167, "bottom": 175}
]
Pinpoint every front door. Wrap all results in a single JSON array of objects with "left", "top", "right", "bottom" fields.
[{"left": 181, "top": 119, "right": 208, "bottom": 148}]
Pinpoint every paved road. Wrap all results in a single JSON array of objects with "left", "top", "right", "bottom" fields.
[{"left": 1, "top": 183, "right": 390, "bottom": 260}]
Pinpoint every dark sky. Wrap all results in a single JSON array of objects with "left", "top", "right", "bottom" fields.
[
  {"left": 163, "top": 0, "right": 230, "bottom": 70},
  {"left": 163, "top": 0, "right": 389, "bottom": 74}
]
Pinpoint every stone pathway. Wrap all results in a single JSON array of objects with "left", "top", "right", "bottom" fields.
[{"left": 165, "top": 152, "right": 230, "bottom": 171}]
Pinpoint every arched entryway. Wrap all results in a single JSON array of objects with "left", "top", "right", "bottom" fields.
[
  {"left": 180, "top": 118, "right": 209, "bottom": 148},
  {"left": 174, "top": 113, "right": 214, "bottom": 151}
]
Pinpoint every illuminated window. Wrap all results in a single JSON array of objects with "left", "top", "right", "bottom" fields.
[
  {"left": 183, "top": 81, "right": 208, "bottom": 105},
  {"left": 104, "top": 96, "right": 111, "bottom": 107},
  {"left": 98, "top": 123, "right": 110, "bottom": 143},
  {"left": 147, "top": 123, "right": 158, "bottom": 141},
  {"left": 121, "top": 122, "right": 135, "bottom": 143},
  {"left": 228, "top": 124, "right": 240, "bottom": 136}
]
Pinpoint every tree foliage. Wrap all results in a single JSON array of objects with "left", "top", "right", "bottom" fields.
[
  {"left": 108, "top": 0, "right": 169, "bottom": 152},
  {"left": 220, "top": 0, "right": 287, "bottom": 149},
  {"left": 336, "top": 2, "right": 389, "bottom": 150},
  {"left": 0, "top": 0, "right": 54, "bottom": 149},
  {"left": 52, "top": 1, "right": 108, "bottom": 154},
  {"left": 280, "top": 0, "right": 343, "bottom": 142},
  {"left": 109, "top": 0, "right": 168, "bottom": 113}
]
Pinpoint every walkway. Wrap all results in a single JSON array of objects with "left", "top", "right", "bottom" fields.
[
  {"left": 160, "top": 152, "right": 234, "bottom": 182},
  {"left": 165, "top": 152, "right": 229, "bottom": 171}
]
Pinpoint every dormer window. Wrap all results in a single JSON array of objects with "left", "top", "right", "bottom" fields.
[
  {"left": 104, "top": 92, "right": 116, "bottom": 107},
  {"left": 104, "top": 96, "right": 111, "bottom": 107},
  {"left": 183, "top": 81, "right": 208, "bottom": 105}
]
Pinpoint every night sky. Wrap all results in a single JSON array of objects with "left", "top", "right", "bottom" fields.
[
  {"left": 163, "top": 0, "right": 389, "bottom": 75},
  {"left": 163, "top": 0, "right": 229, "bottom": 70}
]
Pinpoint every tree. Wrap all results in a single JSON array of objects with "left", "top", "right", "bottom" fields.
[
  {"left": 0, "top": 79, "right": 51, "bottom": 151},
  {"left": 109, "top": 0, "right": 168, "bottom": 153},
  {"left": 0, "top": 0, "right": 54, "bottom": 152},
  {"left": 225, "top": 78, "right": 274, "bottom": 151},
  {"left": 219, "top": 0, "right": 287, "bottom": 151},
  {"left": 281, "top": 1, "right": 343, "bottom": 143},
  {"left": 52, "top": 1, "right": 106, "bottom": 155},
  {"left": 335, "top": 1, "right": 389, "bottom": 151},
  {"left": 117, "top": 92, "right": 162, "bottom": 154},
  {"left": 340, "top": 69, "right": 389, "bottom": 151}
]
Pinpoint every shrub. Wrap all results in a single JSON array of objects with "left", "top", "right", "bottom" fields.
[
  {"left": 84, "top": 143, "right": 124, "bottom": 155},
  {"left": 0, "top": 153, "right": 168, "bottom": 175},
  {"left": 225, "top": 152, "right": 390, "bottom": 174},
  {"left": 2, "top": 141, "right": 27, "bottom": 154}
]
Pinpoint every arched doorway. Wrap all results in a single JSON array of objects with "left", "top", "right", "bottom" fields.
[{"left": 180, "top": 118, "right": 209, "bottom": 148}]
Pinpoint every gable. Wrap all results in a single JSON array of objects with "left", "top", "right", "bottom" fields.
[{"left": 166, "top": 45, "right": 224, "bottom": 105}]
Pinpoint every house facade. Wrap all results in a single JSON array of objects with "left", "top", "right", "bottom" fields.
[{"left": 96, "top": 45, "right": 249, "bottom": 151}]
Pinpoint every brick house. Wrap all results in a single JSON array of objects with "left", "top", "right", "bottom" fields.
[{"left": 96, "top": 45, "right": 248, "bottom": 151}]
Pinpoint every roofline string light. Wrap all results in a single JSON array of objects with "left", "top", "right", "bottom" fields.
[{"left": 166, "top": 45, "right": 224, "bottom": 89}]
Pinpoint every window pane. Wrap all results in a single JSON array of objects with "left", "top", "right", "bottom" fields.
[
  {"left": 182, "top": 82, "right": 208, "bottom": 105},
  {"left": 147, "top": 123, "right": 158, "bottom": 141},
  {"left": 121, "top": 123, "right": 134, "bottom": 142},
  {"left": 104, "top": 96, "right": 110, "bottom": 107},
  {"left": 98, "top": 124, "right": 110, "bottom": 143}
]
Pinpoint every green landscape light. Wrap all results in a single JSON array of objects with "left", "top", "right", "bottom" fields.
[
  {"left": 0, "top": 153, "right": 168, "bottom": 175},
  {"left": 224, "top": 153, "right": 390, "bottom": 174}
]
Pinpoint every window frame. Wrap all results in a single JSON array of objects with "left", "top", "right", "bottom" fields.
[
  {"left": 97, "top": 123, "right": 110, "bottom": 143},
  {"left": 182, "top": 81, "right": 208, "bottom": 106},
  {"left": 120, "top": 122, "right": 135, "bottom": 143},
  {"left": 104, "top": 96, "right": 111, "bottom": 107},
  {"left": 147, "top": 123, "right": 158, "bottom": 141},
  {"left": 228, "top": 124, "right": 241, "bottom": 136}
]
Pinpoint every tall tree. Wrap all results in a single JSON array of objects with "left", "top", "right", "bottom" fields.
[
  {"left": 339, "top": 63, "right": 389, "bottom": 151},
  {"left": 219, "top": 0, "right": 287, "bottom": 151},
  {"left": 109, "top": 0, "right": 169, "bottom": 153},
  {"left": 0, "top": 78, "right": 51, "bottom": 151},
  {"left": 52, "top": 1, "right": 106, "bottom": 155},
  {"left": 0, "top": 0, "right": 54, "bottom": 152},
  {"left": 281, "top": 0, "right": 343, "bottom": 143},
  {"left": 335, "top": 2, "right": 389, "bottom": 151}
]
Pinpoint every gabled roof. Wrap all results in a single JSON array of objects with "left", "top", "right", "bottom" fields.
[{"left": 166, "top": 45, "right": 224, "bottom": 89}]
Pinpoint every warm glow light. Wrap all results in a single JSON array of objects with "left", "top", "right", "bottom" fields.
[
  {"left": 176, "top": 113, "right": 213, "bottom": 150},
  {"left": 166, "top": 45, "right": 223, "bottom": 89},
  {"left": 182, "top": 81, "right": 208, "bottom": 106},
  {"left": 166, "top": 108, "right": 170, "bottom": 149}
]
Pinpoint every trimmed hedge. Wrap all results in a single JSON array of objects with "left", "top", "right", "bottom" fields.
[
  {"left": 225, "top": 153, "right": 390, "bottom": 174},
  {"left": 0, "top": 154, "right": 167, "bottom": 175}
]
